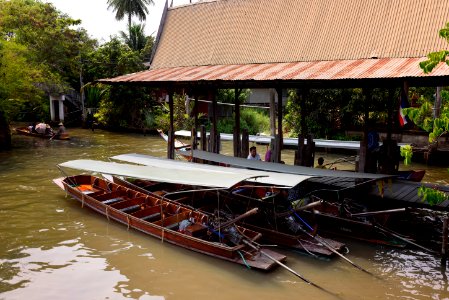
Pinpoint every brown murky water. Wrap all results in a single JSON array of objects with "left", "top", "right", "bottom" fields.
[{"left": 1, "top": 127, "right": 448, "bottom": 300}]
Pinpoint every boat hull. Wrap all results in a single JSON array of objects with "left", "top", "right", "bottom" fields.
[{"left": 53, "top": 175, "right": 285, "bottom": 271}]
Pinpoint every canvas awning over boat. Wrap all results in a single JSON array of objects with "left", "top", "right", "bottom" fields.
[
  {"left": 59, "top": 158, "right": 312, "bottom": 189},
  {"left": 59, "top": 159, "right": 253, "bottom": 189},
  {"left": 110, "top": 153, "right": 313, "bottom": 187},
  {"left": 190, "top": 150, "right": 394, "bottom": 180}
]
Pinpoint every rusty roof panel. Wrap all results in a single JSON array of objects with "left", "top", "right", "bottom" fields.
[
  {"left": 151, "top": 0, "right": 449, "bottom": 69},
  {"left": 100, "top": 57, "right": 449, "bottom": 84}
]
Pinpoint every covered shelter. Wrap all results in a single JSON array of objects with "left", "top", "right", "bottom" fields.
[{"left": 99, "top": 0, "right": 449, "bottom": 170}]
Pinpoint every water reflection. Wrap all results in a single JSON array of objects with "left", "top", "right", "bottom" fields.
[
  {"left": 1, "top": 128, "right": 448, "bottom": 299},
  {"left": 375, "top": 249, "right": 449, "bottom": 299},
  {"left": 0, "top": 240, "right": 162, "bottom": 300}
]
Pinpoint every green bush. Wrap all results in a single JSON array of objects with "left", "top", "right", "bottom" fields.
[{"left": 216, "top": 108, "right": 270, "bottom": 135}]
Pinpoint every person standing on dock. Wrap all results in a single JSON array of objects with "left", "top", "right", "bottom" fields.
[
  {"left": 247, "top": 146, "right": 261, "bottom": 160},
  {"left": 264, "top": 144, "right": 272, "bottom": 162}
]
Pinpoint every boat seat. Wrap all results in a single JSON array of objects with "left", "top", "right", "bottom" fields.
[
  {"left": 165, "top": 222, "right": 180, "bottom": 231},
  {"left": 119, "top": 204, "right": 141, "bottom": 214},
  {"left": 102, "top": 197, "right": 124, "bottom": 205},
  {"left": 140, "top": 212, "right": 161, "bottom": 222}
]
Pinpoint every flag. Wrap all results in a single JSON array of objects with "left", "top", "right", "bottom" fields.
[{"left": 398, "top": 90, "right": 409, "bottom": 126}]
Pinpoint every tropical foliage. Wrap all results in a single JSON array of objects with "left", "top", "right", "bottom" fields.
[
  {"left": 413, "top": 23, "right": 449, "bottom": 147},
  {"left": 0, "top": 0, "right": 96, "bottom": 122},
  {"left": 419, "top": 22, "right": 449, "bottom": 74},
  {"left": 107, "top": 0, "right": 154, "bottom": 28},
  {"left": 120, "top": 23, "right": 151, "bottom": 52},
  {"left": 418, "top": 185, "right": 448, "bottom": 206},
  {"left": 284, "top": 88, "right": 393, "bottom": 139}
]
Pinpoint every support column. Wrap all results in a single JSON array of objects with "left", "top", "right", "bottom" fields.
[
  {"left": 358, "top": 88, "right": 371, "bottom": 173},
  {"left": 49, "top": 95, "right": 56, "bottom": 122},
  {"left": 275, "top": 87, "right": 283, "bottom": 163},
  {"left": 167, "top": 90, "right": 175, "bottom": 159},
  {"left": 233, "top": 88, "right": 241, "bottom": 157},
  {"left": 211, "top": 88, "right": 218, "bottom": 153},
  {"left": 58, "top": 96, "right": 65, "bottom": 122},
  {"left": 435, "top": 86, "right": 442, "bottom": 118}
]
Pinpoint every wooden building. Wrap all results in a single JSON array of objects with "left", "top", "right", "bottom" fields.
[{"left": 100, "top": 0, "right": 449, "bottom": 168}]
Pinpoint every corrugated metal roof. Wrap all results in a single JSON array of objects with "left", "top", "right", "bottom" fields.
[
  {"left": 100, "top": 57, "right": 449, "bottom": 84},
  {"left": 151, "top": 0, "right": 449, "bottom": 69}
]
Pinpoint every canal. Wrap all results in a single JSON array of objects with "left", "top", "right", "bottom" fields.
[{"left": 0, "top": 127, "right": 448, "bottom": 299}]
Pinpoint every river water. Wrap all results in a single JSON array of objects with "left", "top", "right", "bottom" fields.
[{"left": 1, "top": 127, "right": 448, "bottom": 300}]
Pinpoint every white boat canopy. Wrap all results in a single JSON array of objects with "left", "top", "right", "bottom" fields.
[
  {"left": 59, "top": 159, "right": 312, "bottom": 189},
  {"left": 189, "top": 150, "right": 394, "bottom": 180},
  {"left": 111, "top": 153, "right": 314, "bottom": 187}
]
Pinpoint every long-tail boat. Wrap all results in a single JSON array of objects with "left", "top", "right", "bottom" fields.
[
  {"left": 15, "top": 126, "right": 70, "bottom": 140},
  {"left": 111, "top": 153, "right": 444, "bottom": 252},
  {"left": 53, "top": 174, "right": 286, "bottom": 271}
]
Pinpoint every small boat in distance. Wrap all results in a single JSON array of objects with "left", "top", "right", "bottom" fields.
[
  {"left": 157, "top": 129, "right": 191, "bottom": 160},
  {"left": 15, "top": 126, "right": 70, "bottom": 140},
  {"left": 53, "top": 174, "right": 286, "bottom": 271}
]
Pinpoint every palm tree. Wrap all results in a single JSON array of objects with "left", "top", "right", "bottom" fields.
[
  {"left": 107, "top": 0, "right": 155, "bottom": 29},
  {"left": 120, "top": 23, "right": 148, "bottom": 51}
]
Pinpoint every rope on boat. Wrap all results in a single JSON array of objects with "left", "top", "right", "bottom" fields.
[
  {"left": 296, "top": 238, "right": 318, "bottom": 258},
  {"left": 106, "top": 207, "right": 110, "bottom": 221},
  {"left": 237, "top": 251, "right": 251, "bottom": 269},
  {"left": 127, "top": 215, "right": 130, "bottom": 230},
  {"left": 81, "top": 193, "right": 85, "bottom": 208}
]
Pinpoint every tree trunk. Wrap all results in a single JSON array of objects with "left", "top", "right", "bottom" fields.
[{"left": 0, "top": 111, "right": 11, "bottom": 151}]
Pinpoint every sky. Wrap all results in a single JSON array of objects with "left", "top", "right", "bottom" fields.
[{"left": 45, "top": 0, "right": 193, "bottom": 43}]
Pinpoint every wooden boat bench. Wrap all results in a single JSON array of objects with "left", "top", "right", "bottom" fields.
[
  {"left": 102, "top": 197, "right": 125, "bottom": 205},
  {"left": 94, "top": 191, "right": 126, "bottom": 202},
  {"left": 131, "top": 205, "right": 163, "bottom": 222},
  {"left": 153, "top": 211, "right": 191, "bottom": 231},
  {"left": 109, "top": 197, "right": 147, "bottom": 214}
]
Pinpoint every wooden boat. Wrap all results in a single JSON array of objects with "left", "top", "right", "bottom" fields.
[
  {"left": 111, "top": 176, "right": 348, "bottom": 257},
  {"left": 15, "top": 127, "right": 70, "bottom": 140},
  {"left": 53, "top": 174, "right": 286, "bottom": 271},
  {"left": 396, "top": 170, "right": 426, "bottom": 182}
]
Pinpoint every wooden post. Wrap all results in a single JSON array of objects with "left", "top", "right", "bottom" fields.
[
  {"left": 435, "top": 86, "right": 442, "bottom": 118},
  {"left": 306, "top": 134, "right": 315, "bottom": 167},
  {"left": 199, "top": 125, "right": 207, "bottom": 164},
  {"left": 442, "top": 218, "right": 448, "bottom": 265},
  {"left": 193, "top": 91, "right": 199, "bottom": 134},
  {"left": 387, "top": 88, "right": 394, "bottom": 142},
  {"left": 241, "top": 129, "right": 249, "bottom": 158},
  {"left": 295, "top": 135, "right": 305, "bottom": 166},
  {"left": 168, "top": 90, "right": 175, "bottom": 160},
  {"left": 190, "top": 126, "right": 197, "bottom": 163},
  {"left": 276, "top": 87, "right": 283, "bottom": 163},
  {"left": 233, "top": 128, "right": 239, "bottom": 157},
  {"left": 270, "top": 88, "right": 276, "bottom": 139},
  {"left": 211, "top": 88, "right": 217, "bottom": 153},
  {"left": 216, "top": 132, "right": 221, "bottom": 154},
  {"left": 234, "top": 88, "right": 241, "bottom": 157},
  {"left": 273, "top": 135, "right": 281, "bottom": 163},
  {"left": 299, "top": 89, "right": 308, "bottom": 136},
  {"left": 269, "top": 137, "right": 276, "bottom": 162},
  {"left": 359, "top": 88, "right": 371, "bottom": 172},
  {"left": 200, "top": 125, "right": 207, "bottom": 151}
]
